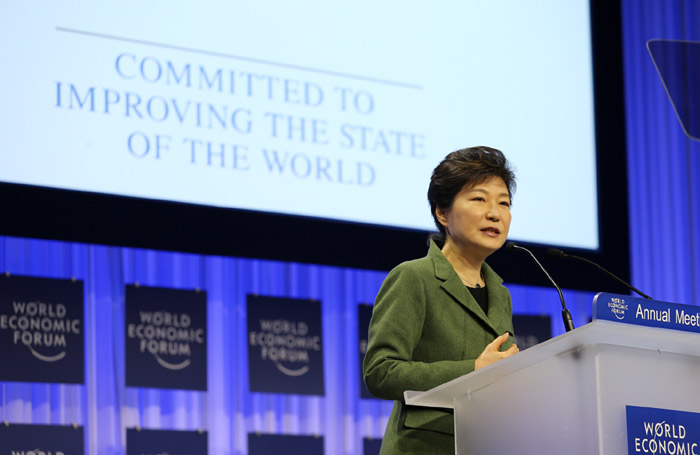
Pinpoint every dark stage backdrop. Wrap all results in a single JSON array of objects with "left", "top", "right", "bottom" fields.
[{"left": 0, "top": 235, "right": 594, "bottom": 453}]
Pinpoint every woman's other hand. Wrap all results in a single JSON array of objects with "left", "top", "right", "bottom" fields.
[{"left": 474, "top": 332, "right": 519, "bottom": 371}]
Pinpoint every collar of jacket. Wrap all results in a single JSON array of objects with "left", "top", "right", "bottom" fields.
[{"left": 427, "top": 239, "right": 509, "bottom": 336}]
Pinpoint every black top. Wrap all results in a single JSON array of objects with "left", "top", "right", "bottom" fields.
[{"left": 467, "top": 285, "right": 489, "bottom": 315}]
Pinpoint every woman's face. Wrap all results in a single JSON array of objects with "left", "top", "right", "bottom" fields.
[{"left": 436, "top": 176, "right": 512, "bottom": 257}]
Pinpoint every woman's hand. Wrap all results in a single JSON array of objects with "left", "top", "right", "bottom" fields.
[{"left": 474, "top": 332, "right": 519, "bottom": 371}]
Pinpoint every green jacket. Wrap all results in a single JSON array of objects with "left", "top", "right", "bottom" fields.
[{"left": 363, "top": 240, "right": 514, "bottom": 454}]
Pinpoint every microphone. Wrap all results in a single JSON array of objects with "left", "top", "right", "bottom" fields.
[
  {"left": 546, "top": 248, "right": 653, "bottom": 300},
  {"left": 506, "top": 242, "right": 575, "bottom": 332}
]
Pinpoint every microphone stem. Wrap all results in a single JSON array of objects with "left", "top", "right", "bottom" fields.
[
  {"left": 520, "top": 248, "right": 566, "bottom": 310},
  {"left": 515, "top": 245, "right": 575, "bottom": 332},
  {"left": 569, "top": 254, "right": 652, "bottom": 300}
]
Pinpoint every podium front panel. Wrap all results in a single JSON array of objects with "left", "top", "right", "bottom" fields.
[
  {"left": 454, "top": 342, "right": 700, "bottom": 455},
  {"left": 454, "top": 342, "right": 600, "bottom": 454},
  {"left": 595, "top": 344, "right": 700, "bottom": 453}
]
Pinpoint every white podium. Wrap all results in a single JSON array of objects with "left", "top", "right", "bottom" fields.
[{"left": 405, "top": 318, "right": 700, "bottom": 454}]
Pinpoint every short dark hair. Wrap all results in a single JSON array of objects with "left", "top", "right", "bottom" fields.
[{"left": 427, "top": 146, "right": 516, "bottom": 236}]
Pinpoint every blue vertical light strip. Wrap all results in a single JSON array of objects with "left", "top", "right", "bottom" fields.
[{"left": 622, "top": 0, "right": 700, "bottom": 306}]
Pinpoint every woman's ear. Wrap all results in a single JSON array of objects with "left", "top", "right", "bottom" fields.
[{"left": 435, "top": 206, "right": 449, "bottom": 228}]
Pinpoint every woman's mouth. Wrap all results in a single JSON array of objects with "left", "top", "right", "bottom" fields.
[{"left": 481, "top": 227, "right": 501, "bottom": 237}]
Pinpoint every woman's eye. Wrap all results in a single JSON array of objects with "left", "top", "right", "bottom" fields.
[{"left": 500, "top": 201, "right": 510, "bottom": 207}]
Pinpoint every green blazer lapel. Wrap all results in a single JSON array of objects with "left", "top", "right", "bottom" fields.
[{"left": 428, "top": 241, "right": 500, "bottom": 336}]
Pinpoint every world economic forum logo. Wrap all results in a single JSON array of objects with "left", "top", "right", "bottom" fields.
[
  {"left": 0, "top": 300, "right": 81, "bottom": 362},
  {"left": 9, "top": 448, "right": 66, "bottom": 455},
  {"left": 607, "top": 296, "right": 628, "bottom": 320},
  {"left": 627, "top": 406, "right": 700, "bottom": 455},
  {"left": 125, "top": 285, "right": 207, "bottom": 391},
  {"left": 127, "top": 310, "right": 204, "bottom": 370},
  {"left": 126, "top": 428, "right": 206, "bottom": 455},
  {"left": 249, "top": 318, "right": 321, "bottom": 376},
  {"left": 0, "top": 275, "right": 85, "bottom": 384},
  {"left": 0, "top": 423, "right": 84, "bottom": 454},
  {"left": 247, "top": 295, "right": 325, "bottom": 395}
]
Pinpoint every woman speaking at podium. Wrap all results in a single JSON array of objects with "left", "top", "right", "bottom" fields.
[{"left": 363, "top": 146, "right": 519, "bottom": 454}]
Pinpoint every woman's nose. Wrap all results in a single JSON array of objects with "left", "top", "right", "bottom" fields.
[{"left": 487, "top": 205, "right": 500, "bottom": 221}]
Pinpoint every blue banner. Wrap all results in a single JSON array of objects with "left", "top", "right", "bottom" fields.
[
  {"left": 248, "top": 433, "right": 323, "bottom": 455},
  {"left": 125, "top": 285, "right": 207, "bottom": 390},
  {"left": 0, "top": 274, "right": 84, "bottom": 384},
  {"left": 358, "top": 303, "right": 373, "bottom": 399},
  {"left": 247, "top": 295, "right": 324, "bottom": 395},
  {"left": 594, "top": 292, "right": 700, "bottom": 334},
  {"left": 127, "top": 428, "right": 207, "bottom": 454},
  {"left": 627, "top": 406, "right": 700, "bottom": 455},
  {"left": 0, "top": 423, "right": 84, "bottom": 454},
  {"left": 512, "top": 314, "right": 552, "bottom": 349}
]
